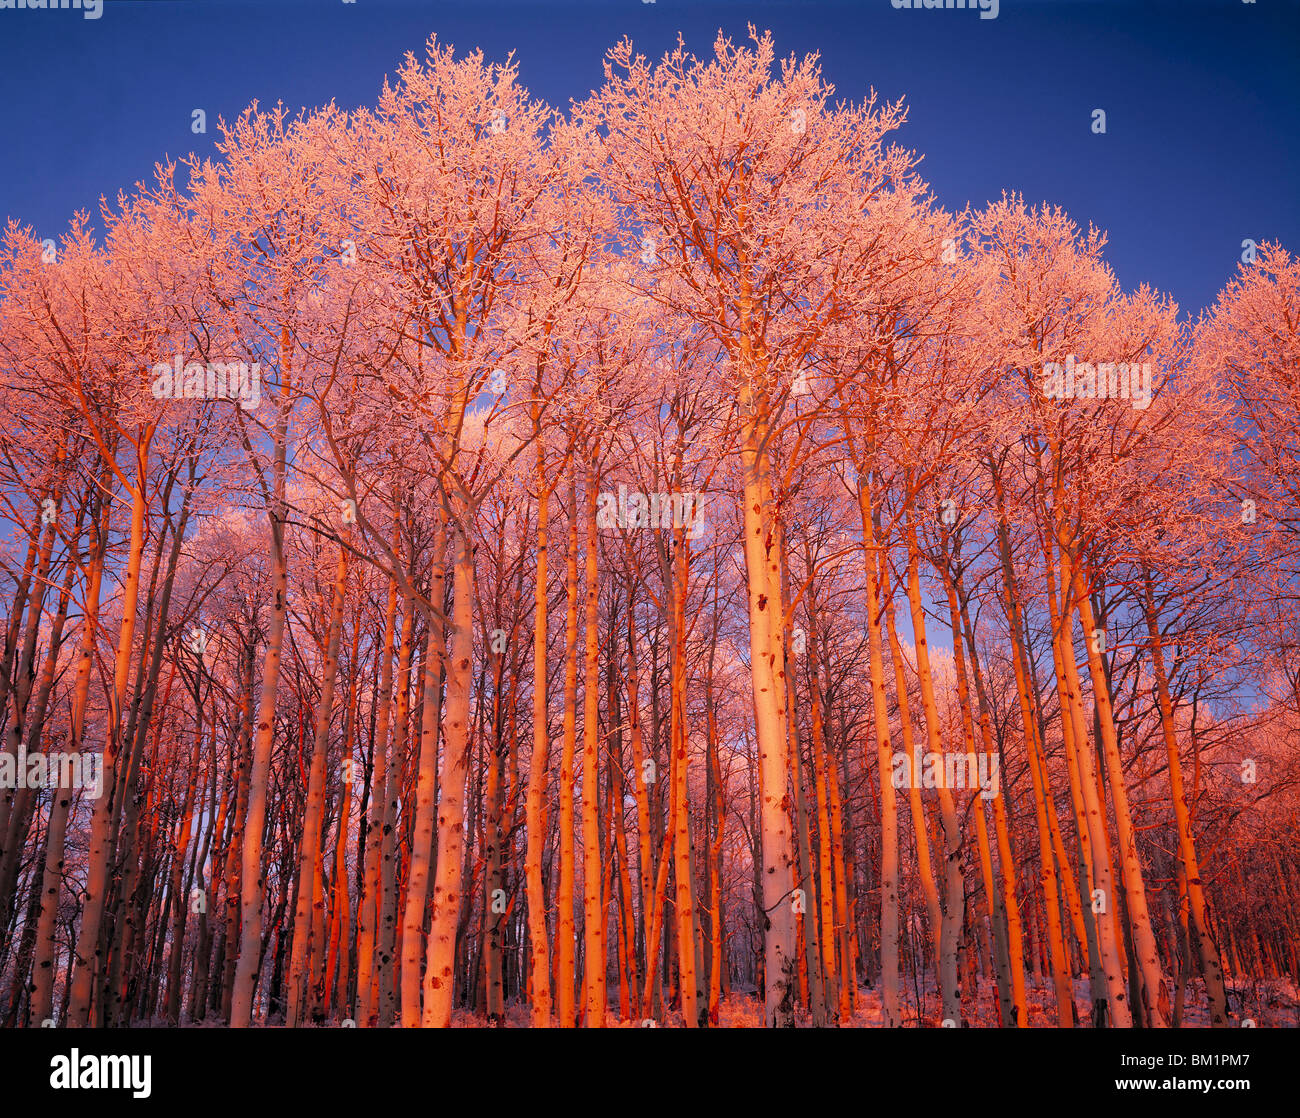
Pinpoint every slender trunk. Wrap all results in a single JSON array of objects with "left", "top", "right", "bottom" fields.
[
  {"left": 32, "top": 481, "right": 108, "bottom": 1023},
  {"left": 625, "top": 579, "right": 655, "bottom": 1007},
  {"left": 421, "top": 522, "right": 476, "bottom": 1027},
  {"left": 287, "top": 543, "right": 349, "bottom": 1025},
  {"left": 738, "top": 375, "right": 798, "bottom": 1028},
  {"left": 608, "top": 606, "right": 639, "bottom": 1021},
  {"left": 69, "top": 443, "right": 151, "bottom": 1027},
  {"left": 951, "top": 513, "right": 1037, "bottom": 1026},
  {"left": 326, "top": 621, "right": 359, "bottom": 1020},
  {"left": 357, "top": 571, "right": 398, "bottom": 1026},
  {"left": 377, "top": 578, "right": 416, "bottom": 1027},
  {"left": 400, "top": 518, "right": 447, "bottom": 1026},
  {"left": 1140, "top": 571, "right": 1228, "bottom": 1025},
  {"left": 483, "top": 649, "right": 505, "bottom": 1024},
  {"left": 557, "top": 463, "right": 579, "bottom": 1027},
  {"left": 524, "top": 431, "right": 553, "bottom": 1027},
  {"left": 1051, "top": 540, "right": 1131, "bottom": 1027},
  {"left": 854, "top": 464, "right": 900, "bottom": 1026},
  {"left": 581, "top": 462, "right": 607, "bottom": 1025},
  {"left": 1069, "top": 558, "right": 1167, "bottom": 1026},
  {"left": 229, "top": 344, "right": 292, "bottom": 1028},
  {"left": 901, "top": 513, "right": 963, "bottom": 1025}
]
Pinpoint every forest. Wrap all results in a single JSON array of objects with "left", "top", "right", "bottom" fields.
[{"left": 0, "top": 29, "right": 1296, "bottom": 1029}]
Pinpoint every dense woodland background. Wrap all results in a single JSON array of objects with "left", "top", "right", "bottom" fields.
[{"left": 0, "top": 30, "right": 1296, "bottom": 1028}]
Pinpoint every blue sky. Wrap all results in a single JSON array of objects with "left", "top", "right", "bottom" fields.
[{"left": 0, "top": 0, "right": 1296, "bottom": 317}]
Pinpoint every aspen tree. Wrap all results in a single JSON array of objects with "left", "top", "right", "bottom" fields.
[{"left": 287, "top": 542, "right": 349, "bottom": 1025}]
